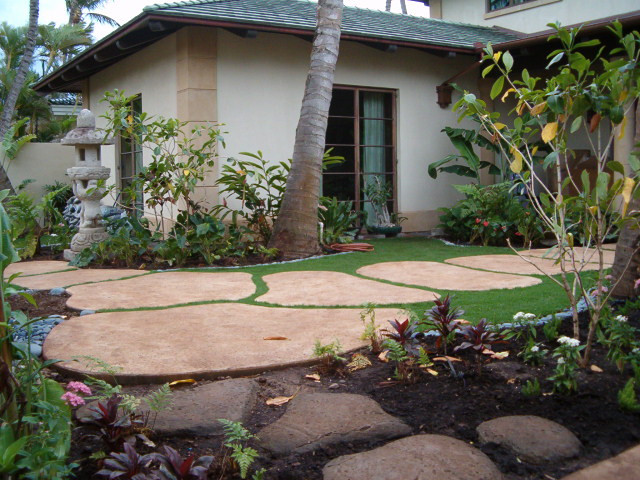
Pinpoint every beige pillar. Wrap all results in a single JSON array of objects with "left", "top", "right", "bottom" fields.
[
  {"left": 176, "top": 27, "right": 219, "bottom": 208},
  {"left": 81, "top": 79, "right": 90, "bottom": 109},
  {"left": 477, "top": 76, "right": 496, "bottom": 185},
  {"left": 429, "top": 0, "right": 442, "bottom": 19},
  {"left": 614, "top": 100, "right": 637, "bottom": 176}
]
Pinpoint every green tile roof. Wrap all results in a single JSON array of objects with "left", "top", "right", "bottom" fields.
[{"left": 144, "top": 0, "right": 521, "bottom": 50}]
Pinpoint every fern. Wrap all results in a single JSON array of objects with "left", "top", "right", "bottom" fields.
[
  {"left": 144, "top": 383, "right": 173, "bottom": 413},
  {"left": 522, "top": 378, "right": 542, "bottom": 397},
  {"left": 618, "top": 379, "right": 640, "bottom": 412},
  {"left": 219, "top": 420, "right": 261, "bottom": 479},
  {"left": 218, "top": 419, "right": 256, "bottom": 444},
  {"left": 382, "top": 339, "right": 408, "bottom": 363},
  {"left": 84, "top": 376, "right": 122, "bottom": 401},
  {"left": 230, "top": 444, "right": 259, "bottom": 479},
  {"left": 312, "top": 339, "right": 345, "bottom": 362}
]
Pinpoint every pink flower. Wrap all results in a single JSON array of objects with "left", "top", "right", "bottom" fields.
[
  {"left": 67, "top": 381, "right": 92, "bottom": 395},
  {"left": 483, "top": 221, "right": 489, "bottom": 227},
  {"left": 61, "top": 391, "right": 86, "bottom": 407},
  {"left": 634, "top": 278, "right": 640, "bottom": 290},
  {"left": 515, "top": 232, "right": 523, "bottom": 236},
  {"left": 475, "top": 218, "right": 481, "bottom": 224}
]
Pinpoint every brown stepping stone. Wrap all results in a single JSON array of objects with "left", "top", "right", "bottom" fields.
[
  {"left": 65, "top": 271, "right": 255, "bottom": 310},
  {"left": 521, "top": 247, "right": 615, "bottom": 265},
  {"left": 323, "top": 434, "right": 503, "bottom": 480},
  {"left": 258, "top": 393, "right": 411, "bottom": 456},
  {"left": 602, "top": 243, "right": 617, "bottom": 251},
  {"left": 14, "top": 268, "right": 144, "bottom": 290},
  {"left": 357, "top": 261, "right": 540, "bottom": 291},
  {"left": 43, "top": 303, "right": 399, "bottom": 383},
  {"left": 561, "top": 443, "right": 640, "bottom": 480},
  {"left": 153, "top": 378, "right": 258, "bottom": 436},
  {"left": 446, "top": 254, "right": 603, "bottom": 276},
  {"left": 477, "top": 415, "right": 581, "bottom": 464},
  {"left": 257, "top": 271, "right": 438, "bottom": 306},
  {"left": 5, "top": 260, "right": 75, "bottom": 277}
]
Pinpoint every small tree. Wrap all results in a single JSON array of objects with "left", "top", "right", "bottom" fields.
[{"left": 452, "top": 22, "right": 640, "bottom": 366}]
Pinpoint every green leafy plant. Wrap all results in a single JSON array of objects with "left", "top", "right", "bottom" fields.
[
  {"left": 360, "top": 304, "right": 383, "bottom": 354},
  {"left": 548, "top": 336, "right": 584, "bottom": 394},
  {"left": 382, "top": 318, "right": 420, "bottom": 356},
  {"left": 382, "top": 338, "right": 416, "bottom": 383},
  {"left": 319, "top": 196, "right": 359, "bottom": 244},
  {"left": 218, "top": 419, "right": 263, "bottom": 479},
  {"left": 519, "top": 341, "right": 547, "bottom": 366},
  {"left": 312, "top": 339, "right": 346, "bottom": 373},
  {"left": 1, "top": 117, "right": 35, "bottom": 164},
  {"left": 542, "top": 316, "right": 562, "bottom": 343},
  {"left": 502, "top": 311, "right": 538, "bottom": 343},
  {"left": 521, "top": 378, "right": 542, "bottom": 397},
  {"left": 598, "top": 314, "right": 637, "bottom": 371},
  {"left": 618, "top": 378, "right": 640, "bottom": 413}
]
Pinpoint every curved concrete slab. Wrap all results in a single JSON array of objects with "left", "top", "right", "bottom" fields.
[
  {"left": 14, "top": 268, "right": 145, "bottom": 290},
  {"left": 521, "top": 246, "right": 615, "bottom": 265},
  {"left": 42, "top": 303, "right": 399, "bottom": 383},
  {"left": 6, "top": 260, "right": 75, "bottom": 277},
  {"left": 446, "top": 254, "right": 604, "bottom": 276},
  {"left": 66, "top": 271, "right": 256, "bottom": 310},
  {"left": 357, "top": 261, "right": 541, "bottom": 291},
  {"left": 257, "top": 271, "right": 438, "bottom": 306}
]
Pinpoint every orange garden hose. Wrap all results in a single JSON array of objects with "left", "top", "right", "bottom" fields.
[{"left": 328, "top": 243, "right": 374, "bottom": 252}]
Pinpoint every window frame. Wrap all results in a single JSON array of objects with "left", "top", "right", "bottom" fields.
[{"left": 117, "top": 94, "right": 143, "bottom": 212}]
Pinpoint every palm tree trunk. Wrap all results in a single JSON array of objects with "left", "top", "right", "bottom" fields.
[
  {"left": 268, "top": 0, "right": 343, "bottom": 259},
  {"left": 0, "top": 0, "right": 39, "bottom": 193},
  {"left": 611, "top": 101, "right": 640, "bottom": 298},
  {"left": 386, "top": 0, "right": 392, "bottom": 11},
  {"left": 400, "top": 0, "right": 408, "bottom": 14}
]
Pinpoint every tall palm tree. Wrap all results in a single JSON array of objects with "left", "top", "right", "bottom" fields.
[
  {"left": 66, "top": 0, "right": 119, "bottom": 28},
  {"left": 38, "top": 22, "right": 92, "bottom": 74},
  {"left": 268, "top": 0, "right": 344, "bottom": 259},
  {"left": 0, "top": 23, "right": 28, "bottom": 70},
  {"left": 386, "top": 0, "right": 408, "bottom": 14}
]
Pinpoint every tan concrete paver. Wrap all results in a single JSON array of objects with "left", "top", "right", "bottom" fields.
[
  {"left": 561, "top": 443, "right": 640, "bottom": 480},
  {"left": 602, "top": 243, "right": 617, "bottom": 251},
  {"left": 446, "top": 254, "right": 605, "bottom": 276},
  {"left": 256, "top": 271, "right": 438, "bottom": 306},
  {"left": 5, "top": 260, "right": 76, "bottom": 277},
  {"left": 357, "top": 261, "right": 540, "bottom": 291},
  {"left": 66, "top": 271, "right": 255, "bottom": 310},
  {"left": 43, "top": 303, "right": 399, "bottom": 382},
  {"left": 521, "top": 246, "right": 615, "bottom": 265},
  {"left": 15, "top": 268, "right": 144, "bottom": 290}
]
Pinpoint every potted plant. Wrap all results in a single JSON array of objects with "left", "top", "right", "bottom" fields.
[{"left": 363, "top": 176, "right": 404, "bottom": 237}]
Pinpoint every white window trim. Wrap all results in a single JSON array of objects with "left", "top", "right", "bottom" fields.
[{"left": 484, "top": 0, "right": 561, "bottom": 20}]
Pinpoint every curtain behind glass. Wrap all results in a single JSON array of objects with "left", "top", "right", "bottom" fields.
[{"left": 362, "top": 92, "right": 385, "bottom": 224}]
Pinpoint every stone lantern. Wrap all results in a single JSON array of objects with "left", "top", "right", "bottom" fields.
[{"left": 62, "top": 109, "right": 114, "bottom": 261}]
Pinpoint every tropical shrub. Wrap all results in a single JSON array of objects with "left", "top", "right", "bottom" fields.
[{"left": 318, "top": 196, "right": 359, "bottom": 244}]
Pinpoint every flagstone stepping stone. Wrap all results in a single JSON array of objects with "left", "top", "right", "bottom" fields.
[
  {"left": 43, "top": 303, "right": 399, "bottom": 383},
  {"left": 561, "top": 443, "right": 640, "bottom": 480},
  {"left": 602, "top": 243, "right": 617, "bottom": 251},
  {"left": 14, "top": 268, "right": 145, "bottom": 290},
  {"left": 521, "top": 246, "right": 615, "bottom": 265},
  {"left": 153, "top": 378, "right": 258, "bottom": 436},
  {"left": 322, "top": 434, "right": 503, "bottom": 480},
  {"left": 258, "top": 393, "right": 411, "bottom": 456},
  {"left": 477, "top": 415, "right": 581, "bottom": 464},
  {"left": 257, "top": 271, "right": 438, "bottom": 306},
  {"left": 357, "top": 261, "right": 540, "bottom": 291},
  {"left": 5, "top": 260, "right": 75, "bottom": 277},
  {"left": 65, "top": 271, "right": 255, "bottom": 310},
  {"left": 446, "top": 254, "right": 603, "bottom": 276}
]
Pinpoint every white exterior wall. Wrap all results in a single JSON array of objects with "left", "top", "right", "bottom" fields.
[
  {"left": 440, "top": 0, "right": 638, "bottom": 34},
  {"left": 88, "top": 35, "right": 178, "bottom": 204},
  {"left": 217, "top": 30, "right": 478, "bottom": 230}
]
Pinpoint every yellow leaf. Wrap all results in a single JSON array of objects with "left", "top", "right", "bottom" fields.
[
  {"left": 236, "top": 169, "right": 246, "bottom": 175},
  {"left": 621, "top": 177, "right": 635, "bottom": 216},
  {"left": 618, "top": 115, "right": 627, "bottom": 140},
  {"left": 531, "top": 146, "right": 539, "bottom": 156},
  {"left": 590, "top": 364, "right": 603, "bottom": 373},
  {"left": 263, "top": 336, "right": 289, "bottom": 341},
  {"left": 516, "top": 102, "right": 527, "bottom": 116},
  {"left": 347, "top": 353, "right": 372, "bottom": 372},
  {"left": 491, "top": 351, "right": 510, "bottom": 360},
  {"left": 425, "top": 368, "right": 439, "bottom": 376},
  {"left": 588, "top": 206, "right": 598, "bottom": 215},
  {"left": 456, "top": 319, "right": 471, "bottom": 325},
  {"left": 169, "top": 379, "right": 196, "bottom": 387},
  {"left": 183, "top": 169, "right": 190, "bottom": 176},
  {"left": 494, "top": 122, "right": 507, "bottom": 130},
  {"left": 266, "top": 387, "right": 300, "bottom": 406},
  {"left": 507, "top": 378, "right": 516, "bottom": 384},
  {"left": 493, "top": 51, "right": 502, "bottom": 62},
  {"left": 510, "top": 147, "right": 523, "bottom": 174},
  {"left": 305, "top": 374, "right": 321, "bottom": 382},
  {"left": 619, "top": 90, "right": 629, "bottom": 103},
  {"left": 530, "top": 102, "right": 547, "bottom": 116},
  {"left": 378, "top": 350, "right": 389, "bottom": 363},
  {"left": 541, "top": 122, "right": 558, "bottom": 144},
  {"left": 501, "top": 88, "right": 514, "bottom": 103},
  {"left": 127, "top": 114, "right": 133, "bottom": 125},
  {"left": 433, "top": 356, "right": 462, "bottom": 363}
]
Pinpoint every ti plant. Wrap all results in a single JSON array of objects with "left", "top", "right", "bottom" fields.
[
  {"left": 382, "top": 318, "right": 421, "bottom": 356},
  {"left": 454, "top": 319, "right": 506, "bottom": 375},
  {"left": 152, "top": 445, "right": 213, "bottom": 480},
  {"left": 96, "top": 443, "right": 155, "bottom": 480},
  {"left": 421, "top": 294, "right": 464, "bottom": 355},
  {"left": 81, "top": 394, "right": 147, "bottom": 451}
]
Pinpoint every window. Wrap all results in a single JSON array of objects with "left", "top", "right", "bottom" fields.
[
  {"left": 118, "top": 95, "right": 143, "bottom": 212},
  {"left": 487, "top": 0, "right": 535, "bottom": 12},
  {"left": 323, "top": 87, "right": 396, "bottom": 224}
]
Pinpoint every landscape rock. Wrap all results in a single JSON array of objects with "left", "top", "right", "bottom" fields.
[
  {"left": 322, "top": 434, "right": 503, "bottom": 480},
  {"left": 258, "top": 393, "right": 411, "bottom": 456},
  {"left": 80, "top": 310, "right": 95, "bottom": 316},
  {"left": 153, "top": 378, "right": 258, "bottom": 436},
  {"left": 561, "top": 443, "right": 640, "bottom": 480},
  {"left": 477, "top": 415, "right": 581, "bottom": 464},
  {"left": 29, "top": 343, "right": 42, "bottom": 357},
  {"left": 484, "top": 361, "right": 533, "bottom": 383},
  {"left": 50, "top": 287, "right": 66, "bottom": 296}
]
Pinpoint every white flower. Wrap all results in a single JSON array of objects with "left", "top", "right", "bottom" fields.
[
  {"left": 557, "top": 357, "right": 565, "bottom": 364},
  {"left": 558, "top": 336, "right": 580, "bottom": 347},
  {"left": 632, "top": 348, "right": 640, "bottom": 355},
  {"left": 513, "top": 312, "right": 525, "bottom": 321},
  {"left": 524, "top": 313, "right": 536, "bottom": 321},
  {"left": 615, "top": 315, "right": 628, "bottom": 323},
  {"left": 530, "top": 345, "right": 540, "bottom": 352}
]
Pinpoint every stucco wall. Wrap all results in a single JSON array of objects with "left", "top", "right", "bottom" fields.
[
  {"left": 440, "top": 0, "right": 638, "bottom": 34},
  {"left": 217, "top": 29, "right": 479, "bottom": 231},
  {"left": 3, "top": 143, "right": 75, "bottom": 200},
  {"left": 88, "top": 34, "right": 178, "bottom": 204}
]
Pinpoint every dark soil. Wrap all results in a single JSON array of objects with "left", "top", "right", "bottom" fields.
[
  {"left": 9, "top": 290, "right": 80, "bottom": 318},
  {"left": 19, "top": 291, "right": 640, "bottom": 479}
]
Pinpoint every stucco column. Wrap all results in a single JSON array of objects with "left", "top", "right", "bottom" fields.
[
  {"left": 176, "top": 26, "right": 219, "bottom": 207},
  {"left": 614, "top": 99, "right": 637, "bottom": 176},
  {"left": 477, "top": 76, "right": 496, "bottom": 185}
]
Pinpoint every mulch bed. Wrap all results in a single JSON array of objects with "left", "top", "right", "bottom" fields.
[{"left": 9, "top": 292, "right": 640, "bottom": 479}]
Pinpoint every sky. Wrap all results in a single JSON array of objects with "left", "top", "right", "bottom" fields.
[{"left": 1, "top": 0, "right": 430, "bottom": 41}]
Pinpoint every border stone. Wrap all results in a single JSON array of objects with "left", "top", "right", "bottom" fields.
[
  {"left": 561, "top": 444, "right": 640, "bottom": 480},
  {"left": 323, "top": 434, "right": 503, "bottom": 480}
]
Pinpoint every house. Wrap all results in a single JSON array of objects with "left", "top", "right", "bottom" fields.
[{"left": 33, "top": 0, "right": 640, "bottom": 232}]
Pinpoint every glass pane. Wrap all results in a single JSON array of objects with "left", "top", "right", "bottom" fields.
[
  {"left": 360, "top": 119, "right": 392, "bottom": 146},
  {"left": 360, "top": 173, "right": 394, "bottom": 224},
  {"left": 323, "top": 174, "right": 356, "bottom": 201},
  {"left": 326, "top": 117, "right": 355, "bottom": 145},
  {"left": 134, "top": 150, "right": 143, "bottom": 175},
  {"left": 360, "top": 146, "right": 394, "bottom": 173},
  {"left": 132, "top": 96, "right": 142, "bottom": 115},
  {"left": 325, "top": 146, "right": 355, "bottom": 173},
  {"left": 329, "top": 89, "right": 355, "bottom": 117},
  {"left": 359, "top": 91, "right": 392, "bottom": 119},
  {"left": 120, "top": 153, "right": 133, "bottom": 179},
  {"left": 120, "top": 137, "right": 131, "bottom": 154}
]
